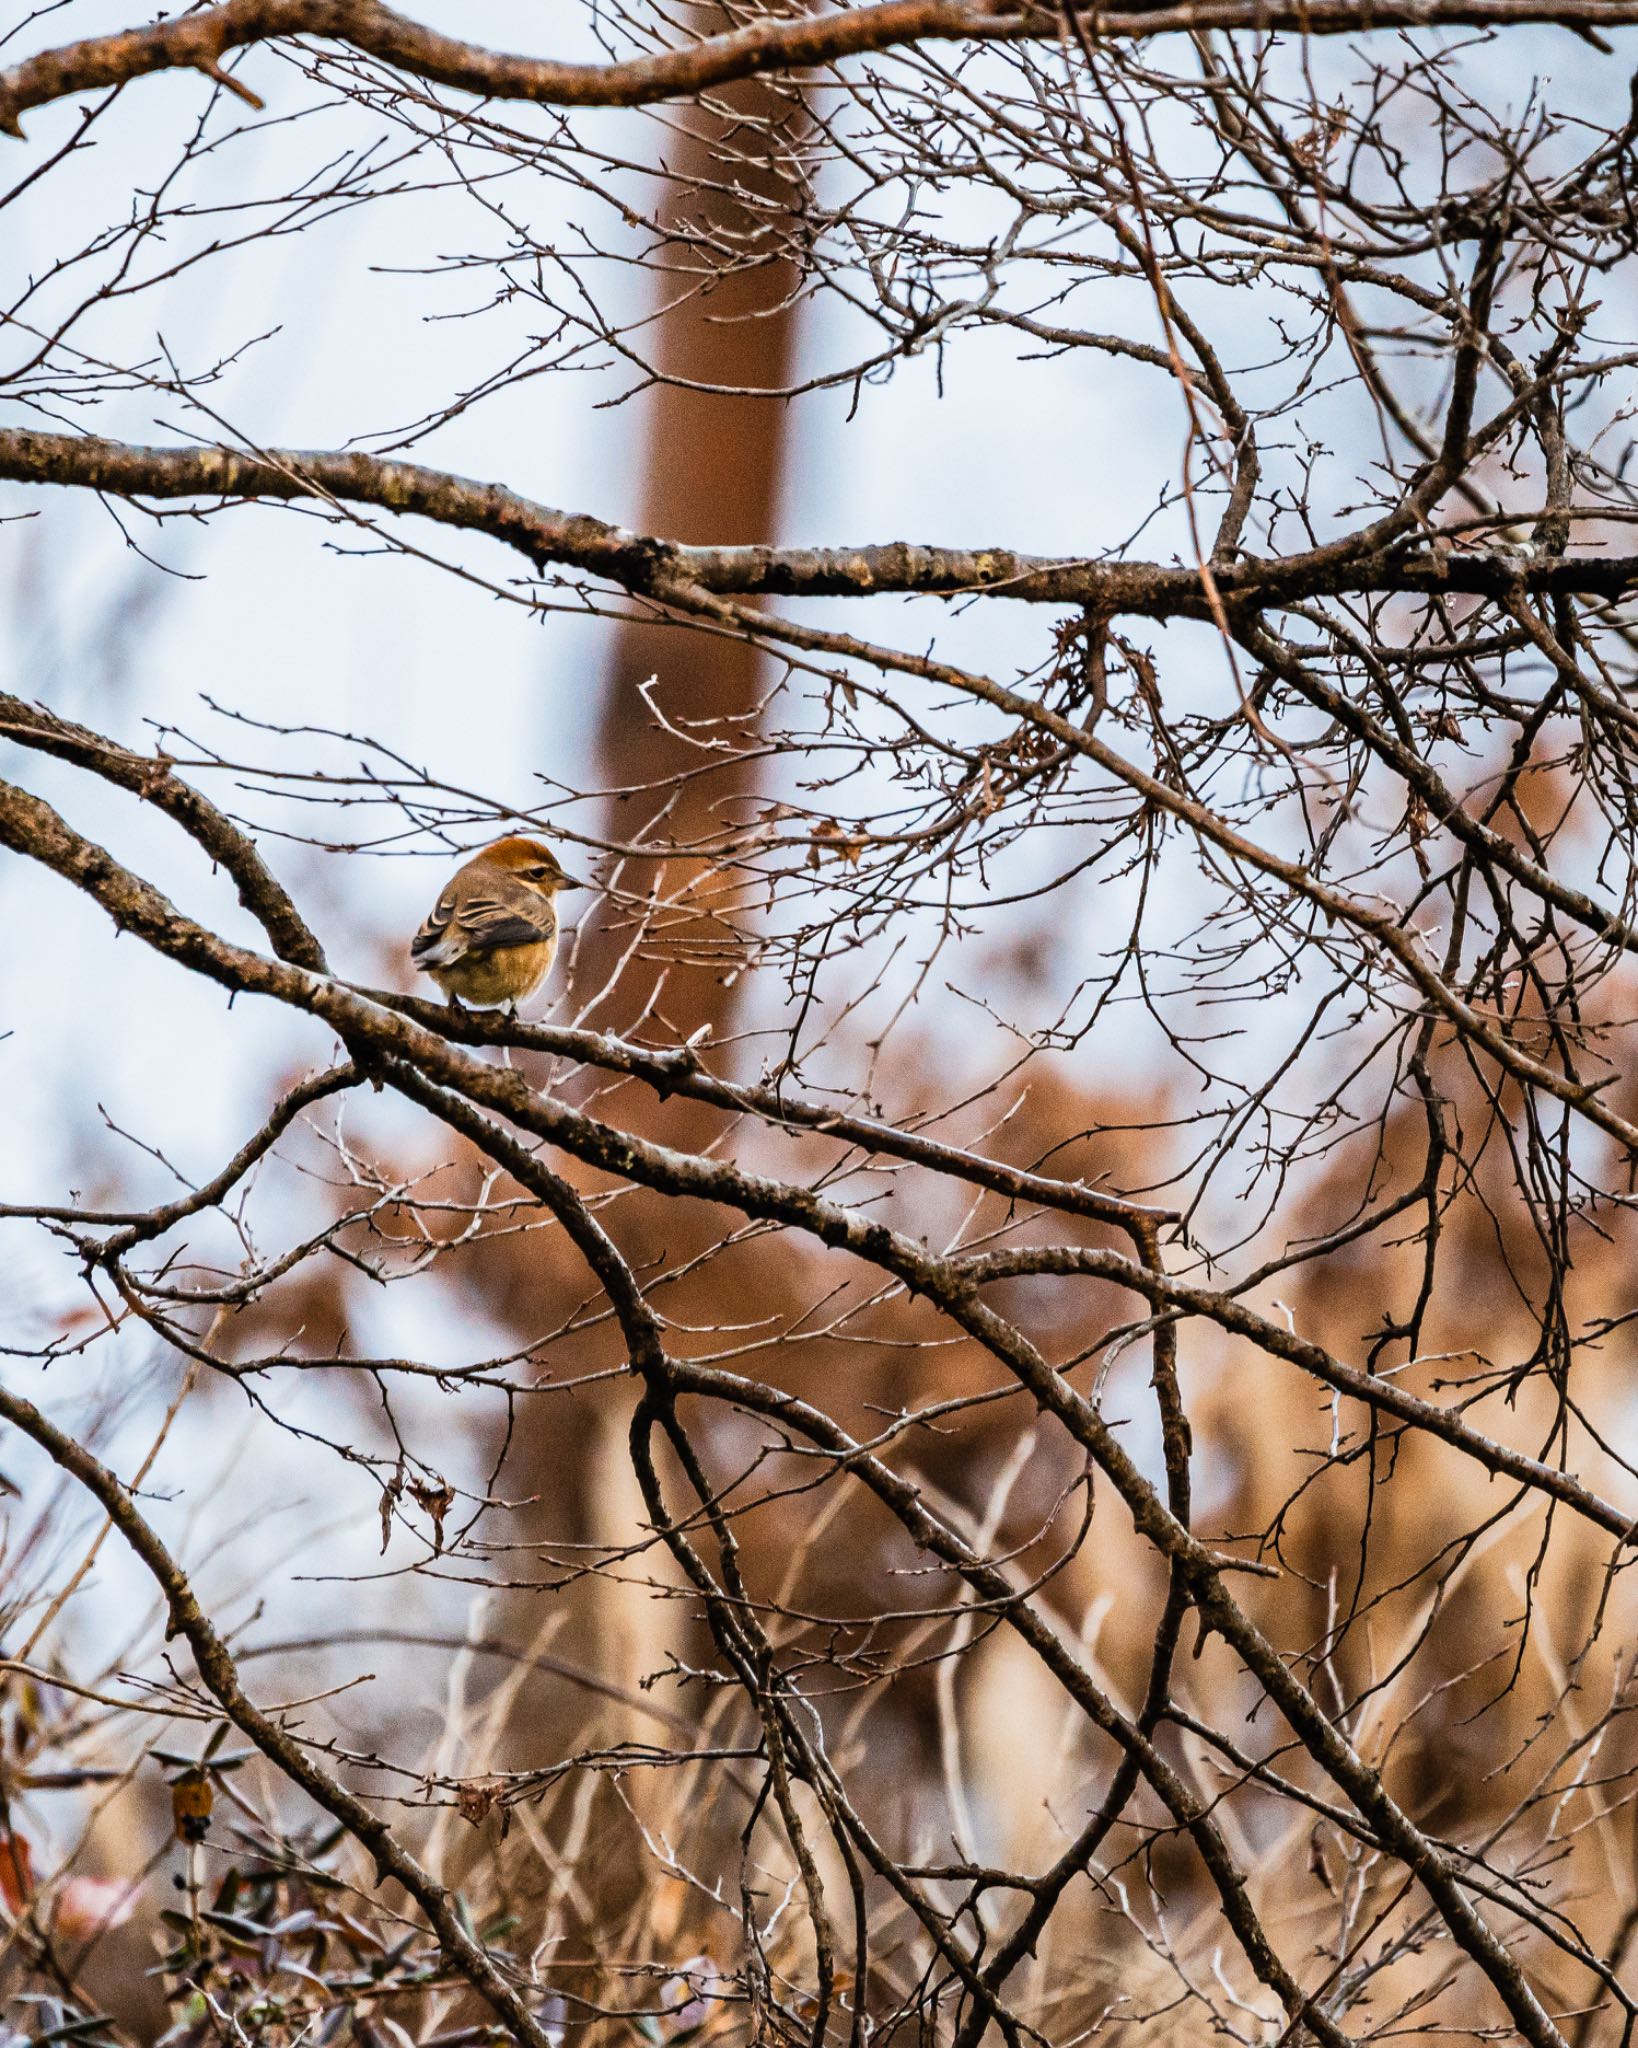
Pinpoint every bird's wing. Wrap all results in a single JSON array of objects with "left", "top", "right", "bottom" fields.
[{"left": 411, "top": 881, "right": 552, "bottom": 968}]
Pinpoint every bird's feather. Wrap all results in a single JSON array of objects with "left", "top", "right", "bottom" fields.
[{"left": 411, "top": 883, "right": 555, "bottom": 967}]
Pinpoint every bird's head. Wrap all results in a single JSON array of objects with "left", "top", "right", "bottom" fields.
[{"left": 482, "top": 835, "right": 584, "bottom": 893}]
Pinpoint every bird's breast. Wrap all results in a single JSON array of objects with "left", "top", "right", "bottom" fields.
[{"left": 429, "top": 937, "right": 555, "bottom": 1008}]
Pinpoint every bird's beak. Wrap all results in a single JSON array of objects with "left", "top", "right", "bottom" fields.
[{"left": 554, "top": 871, "right": 585, "bottom": 891}]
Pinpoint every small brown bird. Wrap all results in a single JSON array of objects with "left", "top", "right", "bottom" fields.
[{"left": 411, "top": 835, "right": 582, "bottom": 1011}]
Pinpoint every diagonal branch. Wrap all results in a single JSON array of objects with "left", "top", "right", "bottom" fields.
[
  {"left": 0, "top": 689, "right": 328, "bottom": 972},
  {"left": 0, "top": 1381, "right": 564, "bottom": 2048}
]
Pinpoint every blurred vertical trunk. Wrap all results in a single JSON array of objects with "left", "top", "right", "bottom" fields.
[{"left": 574, "top": 18, "right": 806, "bottom": 1055}]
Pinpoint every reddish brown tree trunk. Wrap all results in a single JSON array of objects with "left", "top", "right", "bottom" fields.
[{"left": 574, "top": 47, "right": 805, "bottom": 1054}]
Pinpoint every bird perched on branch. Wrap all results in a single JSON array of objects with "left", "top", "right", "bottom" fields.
[{"left": 411, "top": 834, "right": 582, "bottom": 1011}]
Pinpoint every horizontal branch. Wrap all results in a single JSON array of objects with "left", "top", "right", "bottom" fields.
[
  {"left": 3, "top": 0, "right": 1638, "bottom": 138},
  {"left": 0, "top": 0, "right": 1027, "bottom": 138},
  {"left": 3, "top": 426, "right": 1637, "bottom": 617},
  {"left": 4, "top": 438, "right": 1632, "bottom": 1164}
]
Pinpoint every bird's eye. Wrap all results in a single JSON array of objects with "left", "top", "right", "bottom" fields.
[{"left": 524, "top": 865, "right": 551, "bottom": 881}]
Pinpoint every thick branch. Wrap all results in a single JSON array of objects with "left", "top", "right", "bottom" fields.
[
  {"left": 2, "top": 427, "right": 1637, "bottom": 616},
  {"left": 6, "top": 0, "right": 1638, "bottom": 137},
  {"left": 0, "top": 0, "right": 1029, "bottom": 138},
  {"left": 0, "top": 690, "right": 328, "bottom": 972}
]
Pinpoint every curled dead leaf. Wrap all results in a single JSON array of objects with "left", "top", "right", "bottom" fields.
[
  {"left": 455, "top": 1778, "right": 511, "bottom": 1838},
  {"left": 409, "top": 1475, "right": 456, "bottom": 1553},
  {"left": 455, "top": 1781, "right": 494, "bottom": 1827},
  {"left": 808, "top": 819, "right": 866, "bottom": 869}
]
